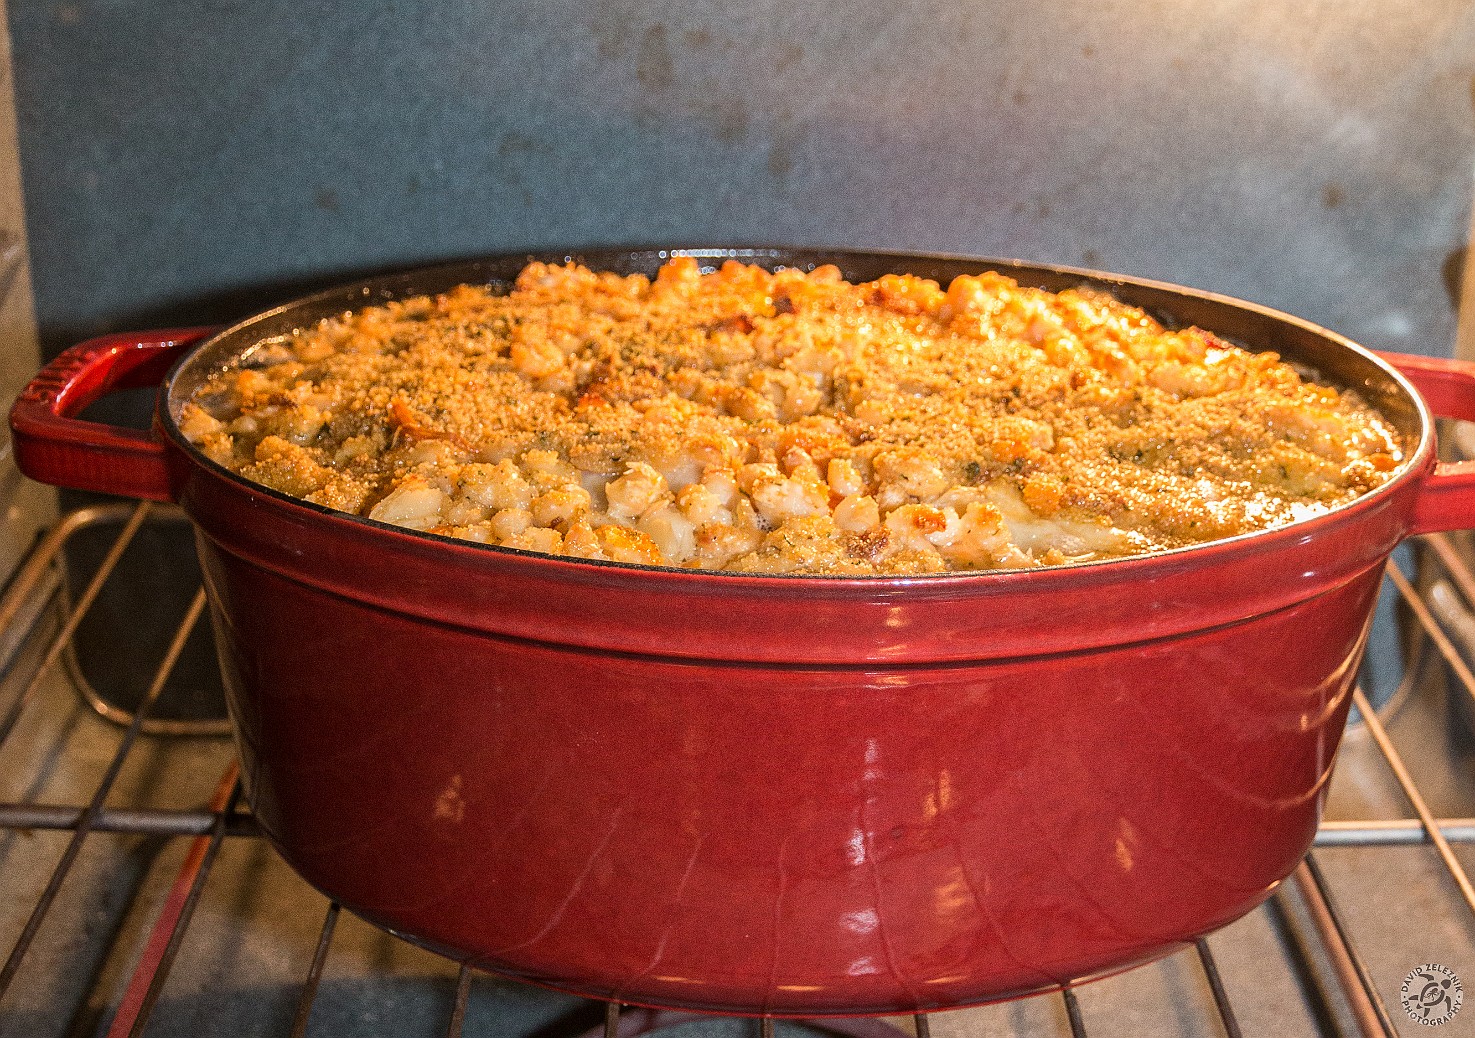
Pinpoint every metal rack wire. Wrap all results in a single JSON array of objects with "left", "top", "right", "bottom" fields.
[{"left": 0, "top": 502, "right": 1473, "bottom": 1037}]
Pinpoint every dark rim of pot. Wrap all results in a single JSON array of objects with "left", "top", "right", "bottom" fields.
[{"left": 157, "top": 246, "right": 1434, "bottom": 584}]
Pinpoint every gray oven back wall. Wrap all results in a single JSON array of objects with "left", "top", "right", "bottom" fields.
[{"left": 9, "top": 0, "right": 1475, "bottom": 359}]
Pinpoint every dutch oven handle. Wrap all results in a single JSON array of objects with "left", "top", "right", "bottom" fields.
[
  {"left": 1377, "top": 351, "right": 1475, "bottom": 535},
  {"left": 8, "top": 328, "right": 216, "bottom": 502}
]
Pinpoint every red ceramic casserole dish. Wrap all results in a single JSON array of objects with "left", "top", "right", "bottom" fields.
[{"left": 11, "top": 248, "right": 1475, "bottom": 1017}]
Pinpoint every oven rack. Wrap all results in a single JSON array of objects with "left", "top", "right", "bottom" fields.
[{"left": 0, "top": 502, "right": 1471, "bottom": 1037}]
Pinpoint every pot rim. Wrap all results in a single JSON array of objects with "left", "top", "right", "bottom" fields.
[{"left": 157, "top": 245, "right": 1435, "bottom": 591}]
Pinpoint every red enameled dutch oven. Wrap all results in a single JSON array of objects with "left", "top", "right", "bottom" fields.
[{"left": 12, "top": 248, "right": 1475, "bottom": 1017}]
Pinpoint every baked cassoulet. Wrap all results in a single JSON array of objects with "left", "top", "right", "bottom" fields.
[{"left": 179, "top": 259, "right": 1403, "bottom": 575}]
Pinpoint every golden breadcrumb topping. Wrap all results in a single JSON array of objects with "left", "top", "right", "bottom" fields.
[{"left": 178, "top": 258, "right": 1403, "bottom": 575}]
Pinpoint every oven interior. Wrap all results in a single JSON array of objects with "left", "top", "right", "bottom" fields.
[{"left": 1, "top": 1, "right": 1473, "bottom": 1035}]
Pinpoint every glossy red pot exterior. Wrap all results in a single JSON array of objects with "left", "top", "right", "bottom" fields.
[{"left": 13, "top": 249, "right": 1475, "bottom": 1016}]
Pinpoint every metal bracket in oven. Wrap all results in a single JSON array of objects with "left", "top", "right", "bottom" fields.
[{"left": 0, "top": 500, "right": 232, "bottom": 737}]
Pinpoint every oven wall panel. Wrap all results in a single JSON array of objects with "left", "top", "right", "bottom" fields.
[
  {"left": 0, "top": 0, "right": 49, "bottom": 579},
  {"left": 6, "top": 0, "right": 1475, "bottom": 358}
]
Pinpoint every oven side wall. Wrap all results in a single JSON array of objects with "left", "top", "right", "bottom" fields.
[{"left": 0, "top": 0, "right": 49, "bottom": 580}]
